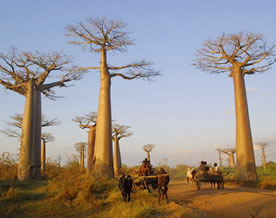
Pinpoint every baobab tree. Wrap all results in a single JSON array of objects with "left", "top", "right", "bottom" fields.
[
  {"left": 194, "top": 32, "right": 276, "bottom": 181},
  {"left": 256, "top": 143, "right": 269, "bottom": 170},
  {"left": 73, "top": 112, "right": 97, "bottom": 174},
  {"left": 74, "top": 142, "right": 87, "bottom": 172},
  {"left": 66, "top": 17, "right": 159, "bottom": 178},
  {"left": 221, "top": 148, "right": 236, "bottom": 168},
  {"left": 41, "top": 133, "right": 55, "bottom": 174},
  {"left": 112, "top": 123, "right": 132, "bottom": 176},
  {"left": 143, "top": 144, "right": 155, "bottom": 162},
  {"left": 216, "top": 148, "right": 223, "bottom": 167},
  {"left": 1, "top": 114, "right": 60, "bottom": 174},
  {"left": 0, "top": 48, "right": 83, "bottom": 180}
]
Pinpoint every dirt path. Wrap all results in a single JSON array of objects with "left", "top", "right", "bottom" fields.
[{"left": 169, "top": 180, "right": 276, "bottom": 218}]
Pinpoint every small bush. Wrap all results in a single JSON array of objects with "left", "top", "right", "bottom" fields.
[
  {"left": 46, "top": 164, "right": 117, "bottom": 204},
  {"left": 43, "top": 159, "right": 64, "bottom": 180},
  {"left": 0, "top": 152, "right": 17, "bottom": 180},
  {"left": 265, "top": 161, "right": 276, "bottom": 175},
  {"left": 259, "top": 176, "right": 276, "bottom": 190}
]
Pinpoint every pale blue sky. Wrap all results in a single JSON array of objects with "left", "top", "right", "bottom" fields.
[{"left": 0, "top": 0, "right": 275, "bottom": 167}]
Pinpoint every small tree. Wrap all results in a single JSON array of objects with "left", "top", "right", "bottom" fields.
[
  {"left": 1, "top": 114, "right": 60, "bottom": 174},
  {"left": 74, "top": 142, "right": 87, "bottom": 172},
  {"left": 0, "top": 48, "right": 84, "bottom": 180},
  {"left": 194, "top": 32, "right": 275, "bottom": 181},
  {"left": 73, "top": 112, "right": 97, "bottom": 175},
  {"left": 112, "top": 123, "right": 132, "bottom": 176},
  {"left": 41, "top": 133, "right": 55, "bottom": 174},
  {"left": 256, "top": 143, "right": 269, "bottom": 169},
  {"left": 66, "top": 17, "right": 159, "bottom": 178},
  {"left": 143, "top": 144, "right": 155, "bottom": 162},
  {"left": 221, "top": 148, "right": 236, "bottom": 168}
]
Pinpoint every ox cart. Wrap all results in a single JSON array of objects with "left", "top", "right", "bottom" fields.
[
  {"left": 131, "top": 174, "right": 169, "bottom": 193},
  {"left": 194, "top": 171, "right": 224, "bottom": 190}
]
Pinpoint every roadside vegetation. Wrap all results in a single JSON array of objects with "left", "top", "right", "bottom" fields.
[
  {"left": 1, "top": 152, "right": 275, "bottom": 217},
  {"left": 0, "top": 153, "right": 204, "bottom": 218}
]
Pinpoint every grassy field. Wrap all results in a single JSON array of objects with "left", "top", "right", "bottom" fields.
[{"left": 0, "top": 160, "right": 205, "bottom": 218}]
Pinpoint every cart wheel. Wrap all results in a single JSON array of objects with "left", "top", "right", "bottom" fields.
[{"left": 196, "top": 181, "right": 201, "bottom": 190}]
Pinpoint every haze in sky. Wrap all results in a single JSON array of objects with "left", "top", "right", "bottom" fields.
[{"left": 0, "top": 0, "right": 275, "bottom": 167}]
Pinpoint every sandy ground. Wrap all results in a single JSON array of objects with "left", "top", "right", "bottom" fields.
[{"left": 168, "top": 180, "right": 276, "bottom": 218}]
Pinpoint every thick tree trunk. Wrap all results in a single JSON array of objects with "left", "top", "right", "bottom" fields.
[
  {"left": 113, "top": 136, "right": 119, "bottom": 177},
  {"left": 261, "top": 147, "right": 266, "bottom": 170},
  {"left": 232, "top": 67, "right": 257, "bottom": 181},
  {"left": 229, "top": 153, "right": 236, "bottom": 168},
  {"left": 218, "top": 151, "right": 222, "bottom": 167},
  {"left": 32, "top": 89, "right": 41, "bottom": 179},
  {"left": 41, "top": 139, "right": 46, "bottom": 174},
  {"left": 147, "top": 152, "right": 150, "bottom": 162},
  {"left": 117, "top": 140, "right": 122, "bottom": 169},
  {"left": 18, "top": 80, "right": 35, "bottom": 180},
  {"left": 80, "top": 146, "right": 84, "bottom": 172},
  {"left": 87, "top": 127, "right": 96, "bottom": 174},
  {"left": 94, "top": 50, "right": 113, "bottom": 178}
]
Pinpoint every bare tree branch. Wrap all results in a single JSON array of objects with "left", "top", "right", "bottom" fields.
[
  {"left": 194, "top": 32, "right": 276, "bottom": 75},
  {"left": 1, "top": 113, "right": 60, "bottom": 139},
  {"left": 65, "top": 17, "right": 134, "bottom": 53},
  {"left": 0, "top": 128, "right": 21, "bottom": 139},
  {"left": 110, "top": 60, "right": 160, "bottom": 80},
  {"left": 41, "top": 132, "right": 55, "bottom": 143},
  {"left": 143, "top": 144, "right": 155, "bottom": 153},
  {"left": 74, "top": 142, "right": 88, "bottom": 153},
  {"left": 0, "top": 48, "right": 85, "bottom": 98},
  {"left": 73, "top": 112, "right": 97, "bottom": 129},
  {"left": 112, "top": 123, "right": 132, "bottom": 140}
]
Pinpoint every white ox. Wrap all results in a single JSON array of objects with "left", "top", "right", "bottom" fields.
[{"left": 186, "top": 168, "right": 196, "bottom": 184}]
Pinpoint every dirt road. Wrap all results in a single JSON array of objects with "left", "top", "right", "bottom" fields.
[{"left": 169, "top": 180, "right": 276, "bottom": 218}]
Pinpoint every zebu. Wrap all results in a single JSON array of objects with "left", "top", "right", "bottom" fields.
[
  {"left": 158, "top": 174, "right": 170, "bottom": 203},
  {"left": 186, "top": 168, "right": 197, "bottom": 184}
]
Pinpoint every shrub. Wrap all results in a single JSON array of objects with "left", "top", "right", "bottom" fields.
[
  {"left": 43, "top": 159, "right": 64, "bottom": 180},
  {"left": 265, "top": 161, "right": 276, "bottom": 175},
  {"left": 0, "top": 152, "right": 17, "bottom": 180},
  {"left": 46, "top": 164, "right": 117, "bottom": 204}
]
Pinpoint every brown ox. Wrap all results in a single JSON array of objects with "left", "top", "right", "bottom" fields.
[{"left": 158, "top": 175, "right": 170, "bottom": 203}]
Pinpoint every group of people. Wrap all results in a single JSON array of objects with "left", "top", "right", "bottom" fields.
[
  {"left": 138, "top": 158, "right": 153, "bottom": 176},
  {"left": 198, "top": 161, "right": 220, "bottom": 173}
]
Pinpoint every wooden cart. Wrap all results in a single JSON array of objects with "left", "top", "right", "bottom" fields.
[{"left": 194, "top": 172, "right": 224, "bottom": 190}]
